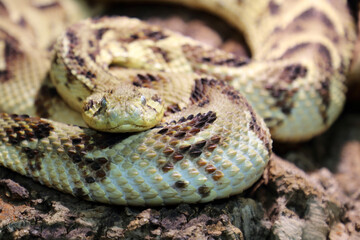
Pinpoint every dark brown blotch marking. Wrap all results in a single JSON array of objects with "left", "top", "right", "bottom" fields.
[
  {"left": 96, "top": 157, "right": 108, "bottom": 165},
  {"left": 74, "top": 56, "right": 85, "bottom": 66},
  {"left": 174, "top": 180, "right": 188, "bottom": 189},
  {"left": 207, "top": 144, "right": 217, "bottom": 152},
  {"left": 0, "top": 39, "right": 24, "bottom": 83},
  {"left": 280, "top": 64, "right": 308, "bottom": 82},
  {"left": 21, "top": 147, "right": 44, "bottom": 173},
  {"left": 245, "top": 103, "right": 272, "bottom": 155},
  {"left": 71, "top": 154, "right": 82, "bottom": 163},
  {"left": 163, "top": 147, "right": 174, "bottom": 155},
  {"left": 155, "top": 112, "right": 219, "bottom": 170},
  {"left": 278, "top": 43, "right": 308, "bottom": 59},
  {"left": 123, "top": 28, "right": 168, "bottom": 43},
  {"left": 221, "top": 85, "right": 244, "bottom": 103},
  {"left": 317, "top": 77, "right": 330, "bottom": 124},
  {"left": 198, "top": 185, "right": 211, "bottom": 198},
  {"left": 151, "top": 94, "right": 162, "bottom": 104},
  {"left": 132, "top": 73, "right": 162, "bottom": 88},
  {"left": 144, "top": 29, "right": 168, "bottom": 41},
  {"left": 91, "top": 162, "right": 101, "bottom": 171},
  {"left": 157, "top": 127, "right": 168, "bottom": 135},
  {"left": 73, "top": 187, "right": 89, "bottom": 199},
  {"left": 317, "top": 44, "right": 332, "bottom": 69},
  {"left": 205, "top": 164, "right": 216, "bottom": 174},
  {"left": 269, "top": 1, "right": 280, "bottom": 14},
  {"left": 166, "top": 104, "right": 182, "bottom": 114},
  {"left": 66, "top": 30, "right": 78, "bottom": 45},
  {"left": 194, "top": 140, "right": 207, "bottom": 149},
  {"left": 212, "top": 171, "right": 224, "bottom": 181},
  {"left": 265, "top": 81, "right": 297, "bottom": 116},
  {"left": 83, "top": 70, "right": 96, "bottom": 80},
  {"left": 95, "top": 28, "right": 109, "bottom": 40},
  {"left": 190, "top": 78, "right": 214, "bottom": 104},
  {"left": 3, "top": 115, "right": 54, "bottom": 146},
  {"left": 162, "top": 162, "right": 174, "bottom": 173},
  {"left": 58, "top": 131, "right": 131, "bottom": 184},
  {"left": 96, "top": 170, "right": 106, "bottom": 179},
  {"left": 172, "top": 153, "right": 184, "bottom": 162},
  {"left": 297, "top": 8, "right": 334, "bottom": 29},
  {"left": 189, "top": 148, "right": 202, "bottom": 158},
  {"left": 174, "top": 131, "right": 186, "bottom": 139},
  {"left": 22, "top": 147, "right": 41, "bottom": 159},
  {"left": 179, "top": 144, "right": 191, "bottom": 153},
  {"left": 85, "top": 176, "right": 96, "bottom": 184},
  {"left": 0, "top": 70, "right": 11, "bottom": 83},
  {"left": 150, "top": 46, "right": 171, "bottom": 62},
  {"left": 182, "top": 44, "right": 248, "bottom": 67},
  {"left": 83, "top": 99, "right": 94, "bottom": 112},
  {"left": 210, "top": 135, "right": 221, "bottom": 144}
]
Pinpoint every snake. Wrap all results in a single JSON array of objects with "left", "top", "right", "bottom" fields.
[{"left": 0, "top": 0, "right": 355, "bottom": 206}]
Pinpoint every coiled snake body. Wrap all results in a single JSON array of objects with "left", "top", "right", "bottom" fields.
[{"left": 0, "top": 0, "right": 355, "bottom": 205}]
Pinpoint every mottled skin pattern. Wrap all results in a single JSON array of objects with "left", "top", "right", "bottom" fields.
[
  {"left": 0, "top": 0, "right": 356, "bottom": 205},
  {"left": 145, "top": 0, "right": 356, "bottom": 141},
  {"left": 0, "top": 78, "right": 271, "bottom": 206}
]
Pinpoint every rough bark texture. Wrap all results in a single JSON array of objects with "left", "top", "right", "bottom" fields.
[{"left": 0, "top": 2, "right": 360, "bottom": 240}]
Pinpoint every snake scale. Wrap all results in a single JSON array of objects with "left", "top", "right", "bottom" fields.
[{"left": 0, "top": 0, "right": 356, "bottom": 206}]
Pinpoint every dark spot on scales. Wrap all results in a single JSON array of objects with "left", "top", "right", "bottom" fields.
[
  {"left": 123, "top": 28, "right": 168, "bottom": 42},
  {"left": 156, "top": 112, "right": 220, "bottom": 171},
  {"left": 85, "top": 177, "right": 96, "bottom": 184},
  {"left": 0, "top": 69, "right": 11, "bottom": 83},
  {"left": 21, "top": 147, "right": 44, "bottom": 173},
  {"left": 174, "top": 180, "right": 188, "bottom": 189},
  {"left": 182, "top": 44, "right": 248, "bottom": 67},
  {"left": 73, "top": 188, "right": 89, "bottom": 198},
  {"left": 166, "top": 104, "right": 181, "bottom": 114},
  {"left": 66, "top": 30, "right": 78, "bottom": 45},
  {"left": 198, "top": 185, "right": 211, "bottom": 198},
  {"left": 269, "top": 1, "right": 280, "bottom": 14},
  {"left": 150, "top": 46, "right": 171, "bottom": 62},
  {"left": 0, "top": 40, "right": 23, "bottom": 83},
  {"left": 297, "top": 8, "right": 335, "bottom": 30},
  {"left": 280, "top": 64, "right": 307, "bottom": 82},
  {"left": 1, "top": 114, "right": 54, "bottom": 146},
  {"left": 132, "top": 73, "right": 162, "bottom": 88},
  {"left": 278, "top": 43, "right": 309, "bottom": 59},
  {"left": 95, "top": 28, "right": 109, "bottom": 40},
  {"left": 265, "top": 84, "right": 297, "bottom": 115},
  {"left": 317, "top": 44, "right": 332, "bottom": 69},
  {"left": 162, "top": 162, "right": 174, "bottom": 172},
  {"left": 245, "top": 102, "right": 272, "bottom": 155},
  {"left": 144, "top": 29, "right": 168, "bottom": 41},
  {"left": 190, "top": 78, "right": 214, "bottom": 104},
  {"left": 318, "top": 78, "right": 331, "bottom": 124},
  {"left": 74, "top": 56, "right": 85, "bottom": 66},
  {"left": 71, "top": 138, "right": 82, "bottom": 145}
]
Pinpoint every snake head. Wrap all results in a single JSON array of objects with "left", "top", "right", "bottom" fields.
[{"left": 82, "top": 88, "right": 164, "bottom": 132}]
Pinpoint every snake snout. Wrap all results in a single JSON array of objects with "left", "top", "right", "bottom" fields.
[{"left": 81, "top": 89, "right": 165, "bottom": 132}]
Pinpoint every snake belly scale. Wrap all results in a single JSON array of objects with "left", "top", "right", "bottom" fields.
[{"left": 0, "top": 0, "right": 356, "bottom": 205}]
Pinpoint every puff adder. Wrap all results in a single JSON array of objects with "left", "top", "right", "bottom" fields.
[{"left": 0, "top": 0, "right": 356, "bottom": 205}]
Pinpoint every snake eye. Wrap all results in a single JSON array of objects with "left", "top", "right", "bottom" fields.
[
  {"left": 141, "top": 95, "right": 147, "bottom": 105},
  {"left": 100, "top": 97, "right": 107, "bottom": 108}
]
